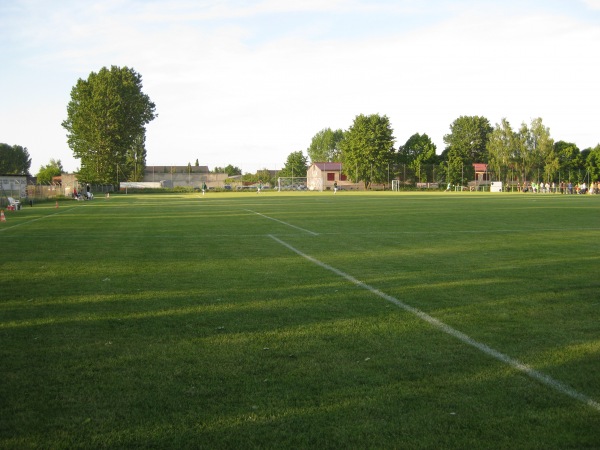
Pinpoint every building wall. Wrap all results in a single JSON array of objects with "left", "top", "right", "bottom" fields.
[
  {"left": 307, "top": 165, "right": 360, "bottom": 191},
  {"left": 142, "top": 170, "right": 229, "bottom": 188}
]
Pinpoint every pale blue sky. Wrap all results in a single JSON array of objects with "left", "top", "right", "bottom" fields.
[{"left": 1, "top": 0, "right": 599, "bottom": 173}]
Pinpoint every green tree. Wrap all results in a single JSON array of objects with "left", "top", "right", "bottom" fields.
[
  {"left": 224, "top": 164, "right": 242, "bottom": 175},
  {"left": 0, "top": 143, "right": 31, "bottom": 175},
  {"left": 398, "top": 133, "right": 437, "bottom": 183},
  {"left": 242, "top": 169, "right": 275, "bottom": 186},
  {"left": 36, "top": 159, "right": 64, "bottom": 184},
  {"left": 514, "top": 122, "right": 533, "bottom": 183},
  {"left": 339, "top": 114, "right": 395, "bottom": 189},
  {"left": 122, "top": 134, "right": 146, "bottom": 181},
  {"left": 256, "top": 169, "right": 274, "bottom": 186},
  {"left": 521, "top": 118, "right": 555, "bottom": 183},
  {"left": 443, "top": 116, "right": 492, "bottom": 185},
  {"left": 278, "top": 151, "right": 308, "bottom": 178},
  {"left": 307, "top": 128, "right": 344, "bottom": 163},
  {"left": 554, "top": 141, "right": 581, "bottom": 181},
  {"left": 584, "top": 145, "right": 600, "bottom": 183},
  {"left": 487, "top": 118, "right": 516, "bottom": 185},
  {"left": 214, "top": 165, "right": 242, "bottom": 175},
  {"left": 222, "top": 165, "right": 237, "bottom": 175},
  {"left": 62, "top": 65, "right": 157, "bottom": 185}
]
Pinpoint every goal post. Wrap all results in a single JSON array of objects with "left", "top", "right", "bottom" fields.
[{"left": 278, "top": 177, "right": 313, "bottom": 191}]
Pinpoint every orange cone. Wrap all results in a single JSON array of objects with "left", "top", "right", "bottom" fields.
[{"left": 0, "top": 210, "right": 6, "bottom": 222}]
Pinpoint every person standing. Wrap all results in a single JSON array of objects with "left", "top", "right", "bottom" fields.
[
  {"left": 202, "top": 182, "right": 207, "bottom": 196},
  {"left": 333, "top": 181, "right": 338, "bottom": 194}
]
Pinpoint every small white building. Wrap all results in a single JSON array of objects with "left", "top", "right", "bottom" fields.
[{"left": 307, "top": 162, "right": 356, "bottom": 191}]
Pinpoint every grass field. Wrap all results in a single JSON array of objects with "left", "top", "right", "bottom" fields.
[{"left": 1, "top": 191, "right": 599, "bottom": 449}]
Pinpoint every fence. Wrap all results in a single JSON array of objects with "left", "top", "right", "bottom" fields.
[{"left": 22, "top": 183, "right": 115, "bottom": 202}]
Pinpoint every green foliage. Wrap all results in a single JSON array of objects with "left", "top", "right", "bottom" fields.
[
  {"left": 278, "top": 150, "right": 308, "bottom": 177},
  {"left": 529, "top": 117, "right": 556, "bottom": 181},
  {"left": 444, "top": 116, "right": 492, "bottom": 184},
  {"left": 513, "top": 118, "right": 555, "bottom": 183},
  {"left": 214, "top": 164, "right": 242, "bottom": 175},
  {"left": 444, "top": 115, "right": 492, "bottom": 163},
  {"left": 241, "top": 169, "right": 275, "bottom": 185},
  {"left": 0, "top": 143, "right": 31, "bottom": 175},
  {"left": 398, "top": 133, "right": 437, "bottom": 183},
  {"left": 62, "top": 65, "right": 156, "bottom": 185},
  {"left": 585, "top": 144, "right": 600, "bottom": 181},
  {"left": 487, "top": 118, "right": 516, "bottom": 185},
  {"left": 307, "top": 128, "right": 344, "bottom": 163},
  {"left": 554, "top": 140, "right": 582, "bottom": 178},
  {"left": 339, "top": 114, "right": 395, "bottom": 189},
  {"left": 35, "top": 159, "right": 64, "bottom": 184},
  {"left": 256, "top": 168, "right": 274, "bottom": 185}
]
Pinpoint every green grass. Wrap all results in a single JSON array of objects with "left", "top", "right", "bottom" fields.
[{"left": 1, "top": 191, "right": 599, "bottom": 449}]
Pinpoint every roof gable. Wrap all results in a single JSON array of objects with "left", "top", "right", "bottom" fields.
[{"left": 312, "top": 162, "right": 342, "bottom": 171}]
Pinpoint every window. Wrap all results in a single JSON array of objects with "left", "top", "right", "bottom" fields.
[
  {"left": 340, "top": 174, "right": 347, "bottom": 181},
  {"left": 327, "top": 173, "right": 335, "bottom": 181}
]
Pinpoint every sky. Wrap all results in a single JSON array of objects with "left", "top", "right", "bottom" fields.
[{"left": 1, "top": 0, "right": 600, "bottom": 174}]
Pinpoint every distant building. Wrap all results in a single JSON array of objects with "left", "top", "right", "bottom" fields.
[
  {"left": 307, "top": 162, "right": 358, "bottom": 191},
  {"left": 473, "top": 163, "right": 490, "bottom": 182},
  {"left": 143, "top": 166, "right": 227, "bottom": 188}
]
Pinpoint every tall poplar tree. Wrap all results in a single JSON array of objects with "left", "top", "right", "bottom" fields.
[
  {"left": 515, "top": 118, "right": 555, "bottom": 183},
  {"left": 62, "top": 66, "right": 156, "bottom": 184},
  {"left": 487, "top": 118, "right": 516, "bottom": 185}
]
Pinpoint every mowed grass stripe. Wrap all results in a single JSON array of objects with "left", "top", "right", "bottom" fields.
[{"left": 268, "top": 234, "right": 600, "bottom": 412}]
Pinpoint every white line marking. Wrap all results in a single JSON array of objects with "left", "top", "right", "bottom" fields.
[
  {"left": 268, "top": 234, "right": 600, "bottom": 413},
  {"left": 0, "top": 207, "right": 76, "bottom": 232},
  {"left": 245, "top": 209, "right": 319, "bottom": 236}
]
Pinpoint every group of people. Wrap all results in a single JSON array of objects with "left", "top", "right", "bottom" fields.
[
  {"left": 518, "top": 181, "right": 598, "bottom": 194},
  {"left": 72, "top": 187, "right": 93, "bottom": 200}
]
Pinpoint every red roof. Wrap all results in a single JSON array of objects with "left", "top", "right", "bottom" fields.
[
  {"left": 312, "top": 162, "right": 342, "bottom": 171},
  {"left": 473, "top": 163, "right": 488, "bottom": 172}
]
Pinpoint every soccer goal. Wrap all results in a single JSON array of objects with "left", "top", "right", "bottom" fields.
[
  {"left": 278, "top": 177, "right": 310, "bottom": 191},
  {"left": 392, "top": 180, "right": 402, "bottom": 191}
]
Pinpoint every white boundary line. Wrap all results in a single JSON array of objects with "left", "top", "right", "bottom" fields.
[
  {"left": 244, "top": 209, "right": 319, "bottom": 236},
  {"left": 268, "top": 234, "right": 600, "bottom": 413},
  {"left": 0, "top": 206, "right": 76, "bottom": 232}
]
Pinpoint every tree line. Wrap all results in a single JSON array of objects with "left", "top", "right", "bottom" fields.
[
  {"left": 4, "top": 65, "right": 598, "bottom": 189},
  {"left": 286, "top": 114, "right": 600, "bottom": 188}
]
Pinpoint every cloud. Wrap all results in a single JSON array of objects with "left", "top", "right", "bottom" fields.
[{"left": 583, "top": 0, "right": 600, "bottom": 9}]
